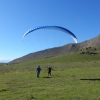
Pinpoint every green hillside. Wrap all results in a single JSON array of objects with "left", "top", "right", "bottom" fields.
[{"left": 0, "top": 52, "right": 100, "bottom": 100}]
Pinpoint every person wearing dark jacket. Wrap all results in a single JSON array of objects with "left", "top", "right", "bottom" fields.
[
  {"left": 47, "top": 66, "right": 52, "bottom": 76},
  {"left": 36, "top": 66, "right": 41, "bottom": 78}
]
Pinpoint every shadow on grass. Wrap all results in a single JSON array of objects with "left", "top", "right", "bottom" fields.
[
  {"left": 80, "top": 78, "right": 100, "bottom": 81},
  {"left": 43, "top": 76, "right": 52, "bottom": 78},
  {"left": 0, "top": 88, "right": 8, "bottom": 92}
]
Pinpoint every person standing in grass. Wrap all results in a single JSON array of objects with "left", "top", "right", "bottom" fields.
[
  {"left": 47, "top": 66, "right": 53, "bottom": 76},
  {"left": 36, "top": 65, "right": 41, "bottom": 78}
]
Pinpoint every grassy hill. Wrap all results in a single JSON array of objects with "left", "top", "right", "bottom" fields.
[
  {"left": 0, "top": 52, "right": 100, "bottom": 100},
  {"left": 10, "top": 34, "right": 100, "bottom": 64},
  {"left": 1, "top": 35, "right": 100, "bottom": 99}
]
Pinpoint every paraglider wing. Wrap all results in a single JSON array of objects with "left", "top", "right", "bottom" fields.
[{"left": 23, "top": 26, "right": 78, "bottom": 43}]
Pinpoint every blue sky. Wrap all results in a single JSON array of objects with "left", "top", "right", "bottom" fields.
[{"left": 0, "top": 0, "right": 100, "bottom": 61}]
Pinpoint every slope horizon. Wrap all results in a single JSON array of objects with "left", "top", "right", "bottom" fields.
[{"left": 9, "top": 34, "right": 100, "bottom": 64}]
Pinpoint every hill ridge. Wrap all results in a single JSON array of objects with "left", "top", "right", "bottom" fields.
[{"left": 10, "top": 34, "right": 100, "bottom": 64}]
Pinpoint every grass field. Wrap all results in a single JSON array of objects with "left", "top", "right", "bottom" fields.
[{"left": 0, "top": 53, "right": 100, "bottom": 100}]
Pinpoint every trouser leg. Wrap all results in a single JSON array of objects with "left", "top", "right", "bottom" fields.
[{"left": 37, "top": 72, "right": 40, "bottom": 78}]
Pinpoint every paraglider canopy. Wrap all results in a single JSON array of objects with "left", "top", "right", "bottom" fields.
[{"left": 23, "top": 26, "right": 78, "bottom": 43}]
